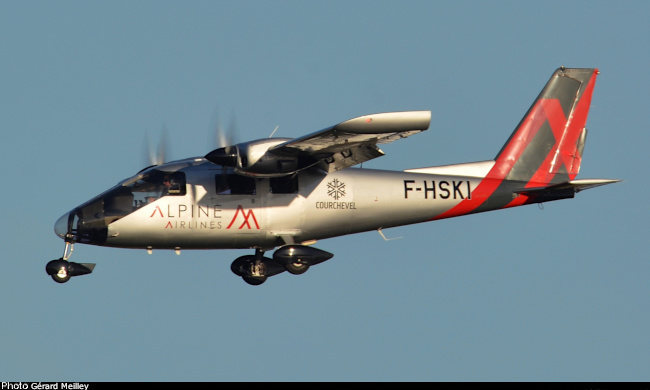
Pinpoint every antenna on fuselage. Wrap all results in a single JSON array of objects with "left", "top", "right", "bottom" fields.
[
  {"left": 268, "top": 125, "right": 279, "bottom": 138},
  {"left": 377, "top": 228, "right": 403, "bottom": 241}
]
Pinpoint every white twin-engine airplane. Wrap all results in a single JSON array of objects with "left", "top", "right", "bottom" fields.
[{"left": 48, "top": 67, "right": 619, "bottom": 285}]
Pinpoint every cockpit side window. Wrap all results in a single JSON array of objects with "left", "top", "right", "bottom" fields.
[
  {"left": 161, "top": 172, "right": 186, "bottom": 196},
  {"left": 129, "top": 170, "right": 187, "bottom": 209}
]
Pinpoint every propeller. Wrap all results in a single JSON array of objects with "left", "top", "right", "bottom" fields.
[
  {"left": 143, "top": 125, "right": 171, "bottom": 167},
  {"left": 206, "top": 107, "right": 240, "bottom": 167},
  {"left": 214, "top": 109, "right": 237, "bottom": 148}
]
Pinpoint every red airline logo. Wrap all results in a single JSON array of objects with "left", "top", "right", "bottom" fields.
[{"left": 226, "top": 205, "right": 260, "bottom": 229}]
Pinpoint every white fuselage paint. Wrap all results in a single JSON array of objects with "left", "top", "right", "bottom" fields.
[{"left": 103, "top": 159, "right": 488, "bottom": 250}]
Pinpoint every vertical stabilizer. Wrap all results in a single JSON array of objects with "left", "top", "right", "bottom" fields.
[
  {"left": 432, "top": 68, "right": 600, "bottom": 220},
  {"left": 492, "top": 67, "right": 598, "bottom": 184}
]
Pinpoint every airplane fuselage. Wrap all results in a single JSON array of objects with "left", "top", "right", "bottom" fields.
[{"left": 71, "top": 157, "right": 490, "bottom": 251}]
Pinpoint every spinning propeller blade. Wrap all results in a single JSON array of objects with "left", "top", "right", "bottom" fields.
[
  {"left": 207, "top": 107, "right": 240, "bottom": 167},
  {"left": 211, "top": 106, "right": 239, "bottom": 151},
  {"left": 143, "top": 125, "right": 171, "bottom": 167}
]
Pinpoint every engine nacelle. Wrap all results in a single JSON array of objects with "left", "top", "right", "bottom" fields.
[{"left": 205, "top": 138, "right": 303, "bottom": 177}]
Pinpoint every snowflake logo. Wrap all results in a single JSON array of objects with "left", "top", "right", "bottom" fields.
[{"left": 327, "top": 179, "right": 346, "bottom": 200}]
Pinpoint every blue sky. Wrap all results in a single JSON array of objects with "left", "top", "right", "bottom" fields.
[{"left": 1, "top": 0, "right": 647, "bottom": 382}]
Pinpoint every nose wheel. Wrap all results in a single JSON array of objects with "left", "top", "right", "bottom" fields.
[
  {"left": 45, "top": 242, "right": 96, "bottom": 284},
  {"left": 47, "top": 259, "right": 71, "bottom": 283}
]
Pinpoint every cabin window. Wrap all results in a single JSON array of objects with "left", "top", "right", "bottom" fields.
[
  {"left": 215, "top": 174, "right": 256, "bottom": 195},
  {"left": 270, "top": 175, "right": 298, "bottom": 194}
]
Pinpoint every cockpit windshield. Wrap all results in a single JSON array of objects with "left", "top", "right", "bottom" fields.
[{"left": 65, "top": 169, "right": 187, "bottom": 245}]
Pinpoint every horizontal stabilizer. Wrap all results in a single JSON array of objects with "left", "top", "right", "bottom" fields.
[
  {"left": 514, "top": 179, "right": 621, "bottom": 203},
  {"left": 516, "top": 179, "right": 621, "bottom": 194}
]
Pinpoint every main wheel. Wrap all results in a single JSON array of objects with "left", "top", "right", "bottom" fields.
[
  {"left": 231, "top": 255, "right": 256, "bottom": 276},
  {"left": 242, "top": 275, "right": 267, "bottom": 286},
  {"left": 284, "top": 262, "right": 310, "bottom": 275}
]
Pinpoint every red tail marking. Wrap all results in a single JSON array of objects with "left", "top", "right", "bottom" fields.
[
  {"left": 430, "top": 99, "right": 550, "bottom": 220},
  {"left": 504, "top": 72, "right": 597, "bottom": 208},
  {"left": 432, "top": 69, "right": 598, "bottom": 218},
  {"left": 487, "top": 100, "right": 548, "bottom": 181}
]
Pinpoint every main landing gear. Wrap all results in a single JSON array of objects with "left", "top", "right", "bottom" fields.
[
  {"left": 45, "top": 242, "right": 96, "bottom": 284},
  {"left": 231, "top": 245, "right": 333, "bottom": 286}
]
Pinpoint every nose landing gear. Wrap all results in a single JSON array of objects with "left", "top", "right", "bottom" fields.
[{"left": 45, "top": 242, "right": 96, "bottom": 284}]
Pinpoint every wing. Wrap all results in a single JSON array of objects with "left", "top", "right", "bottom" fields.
[{"left": 268, "top": 111, "right": 431, "bottom": 173}]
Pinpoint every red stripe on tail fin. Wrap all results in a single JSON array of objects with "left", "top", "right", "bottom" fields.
[{"left": 432, "top": 68, "right": 599, "bottom": 220}]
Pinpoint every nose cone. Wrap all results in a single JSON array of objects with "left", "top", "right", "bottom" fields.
[{"left": 54, "top": 212, "right": 70, "bottom": 239}]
